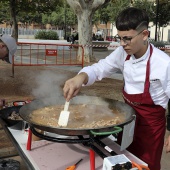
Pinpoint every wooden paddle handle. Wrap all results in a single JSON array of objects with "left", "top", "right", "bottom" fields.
[{"left": 64, "top": 101, "right": 70, "bottom": 111}]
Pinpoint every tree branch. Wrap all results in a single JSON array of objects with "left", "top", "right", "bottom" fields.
[{"left": 92, "top": 0, "right": 110, "bottom": 11}]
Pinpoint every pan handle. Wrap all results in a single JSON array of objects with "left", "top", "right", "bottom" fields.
[{"left": 90, "top": 126, "right": 122, "bottom": 136}]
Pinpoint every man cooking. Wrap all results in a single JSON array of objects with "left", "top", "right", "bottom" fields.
[{"left": 63, "top": 7, "right": 170, "bottom": 170}]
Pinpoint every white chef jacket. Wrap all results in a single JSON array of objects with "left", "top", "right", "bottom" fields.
[{"left": 79, "top": 44, "right": 170, "bottom": 109}]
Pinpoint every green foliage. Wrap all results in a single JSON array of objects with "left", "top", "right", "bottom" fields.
[
  {"left": 133, "top": 0, "right": 155, "bottom": 20},
  {"left": 1, "top": 0, "right": 169, "bottom": 41},
  {"left": 0, "top": 0, "right": 64, "bottom": 27},
  {"left": 153, "top": 1, "right": 170, "bottom": 27},
  {"left": 109, "top": 0, "right": 130, "bottom": 23},
  {"left": 42, "top": 5, "right": 77, "bottom": 28},
  {"left": 0, "top": 1, "right": 10, "bottom": 24},
  {"left": 35, "top": 30, "right": 59, "bottom": 40},
  {"left": 93, "top": 0, "right": 170, "bottom": 27},
  {"left": 93, "top": 0, "right": 130, "bottom": 25},
  {"left": 98, "top": 3, "right": 111, "bottom": 25},
  {"left": 132, "top": 0, "right": 170, "bottom": 26}
]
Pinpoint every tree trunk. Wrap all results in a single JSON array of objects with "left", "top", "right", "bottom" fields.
[
  {"left": 67, "top": 0, "right": 110, "bottom": 63},
  {"left": 77, "top": 11, "right": 95, "bottom": 63},
  {"left": 161, "top": 26, "right": 164, "bottom": 41},
  {"left": 9, "top": 0, "right": 18, "bottom": 41},
  {"left": 158, "top": 25, "right": 161, "bottom": 41}
]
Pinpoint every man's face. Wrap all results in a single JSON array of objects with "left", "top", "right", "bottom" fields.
[
  {"left": 117, "top": 29, "right": 149, "bottom": 58},
  {"left": 0, "top": 42, "right": 9, "bottom": 61}
]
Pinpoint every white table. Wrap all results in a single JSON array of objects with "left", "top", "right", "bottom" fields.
[{"left": 5, "top": 127, "right": 147, "bottom": 170}]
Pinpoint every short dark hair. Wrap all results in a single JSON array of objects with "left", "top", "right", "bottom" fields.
[{"left": 116, "top": 7, "right": 149, "bottom": 31}]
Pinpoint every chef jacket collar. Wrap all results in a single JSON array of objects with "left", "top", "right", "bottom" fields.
[{"left": 130, "top": 44, "right": 150, "bottom": 64}]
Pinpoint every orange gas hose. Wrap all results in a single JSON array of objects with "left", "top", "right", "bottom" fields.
[
  {"left": 65, "top": 159, "right": 83, "bottom": 170},
  {"left": 131, "top": 161, "right": 150, "bottom": 170}
]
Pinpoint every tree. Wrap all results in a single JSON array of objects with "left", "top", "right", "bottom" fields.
[
  {"left": 9, "top": 0, "right": 18, "bottom": 39},
  {"left": 132, "top": 0, "right": 170, "bottom": 41},
  {"left": 109, "top": 0, "right": 131, "bottom": 22},
  {"left": 92, "top": 10, "right": 100, "bottom": 31},
  {"left": 107, "top": 0, "right": 130, "bottom": 35},
  {"left": 132, "top": 0, "right": 157, "bottom": 22},
  {"left": 92, "top": 0, "right": 130, "bottom": 38},
  {"left": 66, "top": 0, "right": 110, "bottom": 63},
  {"left": 0, "top": 1, "right": 10, "bottom": 24},
  {"left": 0, "top": 0, "right": 61, "bottom": 40},
  {"left": 153, "top": 0, "right": 170, "bottom": 41},
  {"left": 97, "top": 3, "right": 111, "bottom": 38},
  {"left": 42, "top": 4, "right": 77, "bottom": 33}
]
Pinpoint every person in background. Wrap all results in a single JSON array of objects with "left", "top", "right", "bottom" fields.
[
  {"left": 63, "top": 7, "right": 170, "bottom": 170},
  {"left": 0, "top": 34, "right": 17, "bottom": 108},
  {"left": 0, "top": 34, "right": 17, "bottom": 63},
  {"left": 98, "top": 35, "right": 104, "bottom": 41},
  {"left": 92, "top": 33, "right": 96, "bottom": 41},
  {"left": 69, "top": 31, "right": 78, "bottom": 49},
  {"left": 95, "top": 34, "right": 99, "bottom": 41},
  {"left": 73, "top": 32, "right": 78, "bottom": 42}
]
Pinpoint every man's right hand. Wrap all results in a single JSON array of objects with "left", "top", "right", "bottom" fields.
[{"left": 63, "top": 72, "right": 88, "bottom": 101}]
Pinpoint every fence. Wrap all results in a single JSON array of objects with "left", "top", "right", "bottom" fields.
[
  {"left": 12, "top": 42, "right": 84, "bottom": 77},
  {"left": 0, "top": 28, "right": 64, "bottom": 39}
]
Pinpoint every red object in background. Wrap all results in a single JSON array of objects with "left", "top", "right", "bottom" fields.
[
  {"left": 46, "top": 49, "right": 57, "bottom": 56},
  {"left": 13, "top": 100, "right": 32, "bottom": 106},
  {"left": 106, "top": 36, "right": 115, "bottom": 41}
]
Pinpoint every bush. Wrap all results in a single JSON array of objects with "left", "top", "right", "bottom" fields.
[
  {"left": 149, "top": 39, "right": 169, "bottom": 47},
  {"left": 149, "top": 40, "right": 170, "bottom": 51},
  {"left": 35, "top": 30, "right": 59, "bottom": 40}
]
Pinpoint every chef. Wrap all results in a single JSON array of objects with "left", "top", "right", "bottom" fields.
[{"left": 63, "top": 7, "right": 170, "bottom": 170}]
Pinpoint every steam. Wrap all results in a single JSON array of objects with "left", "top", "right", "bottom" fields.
[{"left": 32, "top": 70, "right": 69, "bottom": 105}]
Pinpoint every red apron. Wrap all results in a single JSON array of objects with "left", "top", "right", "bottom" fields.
[{"left": 122, "top": 45, "right": 166, "bottom": 170}]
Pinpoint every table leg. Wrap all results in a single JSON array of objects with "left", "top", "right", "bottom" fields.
[
  {"left": 26, "top": 128, "right": 32, "bottom": 150},
  {"left": 90, "top": 149, "right": 95, "bottom": 170}
]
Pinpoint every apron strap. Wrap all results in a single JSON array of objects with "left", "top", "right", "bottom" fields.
[
  {"left": 125, "top": 55, "right": 131, "bottom": 61},
  {"left": 144, "top": 44, "right": 153, "bottom": 93}
]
